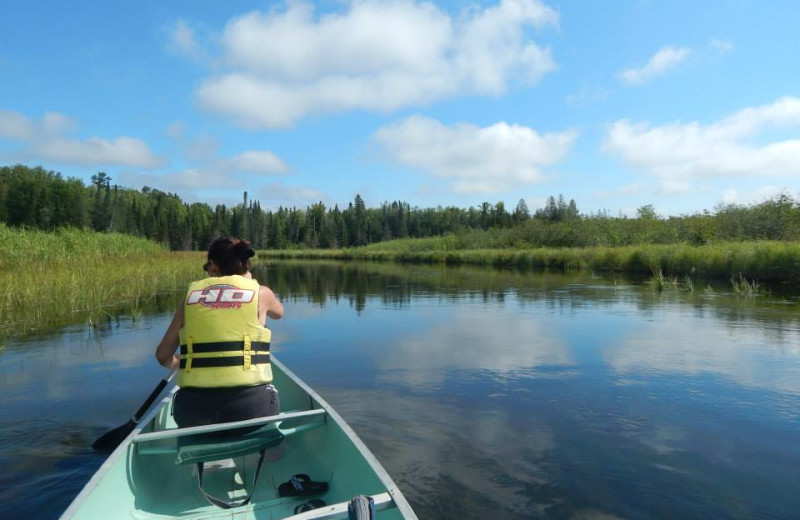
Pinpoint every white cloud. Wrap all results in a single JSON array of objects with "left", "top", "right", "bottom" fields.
[
  {"left": 257, "top": 182, "right": 329, "bottom": 207},
  {"left": 121, "top": 168, "right": 230, "bottom": 192},
  {"left": 751, "top": 185, "right": 788, "bottom": 201},
  {"left": 0, "top": 108, "right": 161, "bottom": 168},
  {"left": 721, "top": 185, "right": 790, "bottom": 205},
  {"left": 171, "top": 20, "right": 196, "bottom": 53},
  {"left": 374, "top": 115, "right": 576, "bottom": 194},
  {"left": 118, "top": 140, "right": 292, "bottom": 198},
  {"left": 194, "top": 0, "right": 558, "bottom": 128},
  {"left": 619, "top": 46, "right": 691, "bottom": 86},
  {"left": 166, "top": 19, "right": 207, "bottom": 62},
  {"left": 230, "top": 150, "right": 289, "bottom": 174},
  {"left": 603, "top": 96, "right": 800, "bottom": 184},
  {"left": 722, "top": 188, "right": 738, "bottom": 204},
  {"left": 120, "top": 162, "right": 306, "bottom": 206},
  {"left": 709, "top": 38, "right": 734, "bottom": 54},
  {"left": 185, "top": 135, "right": 219, "bottom": 162},
  {"left": 619, "top": 182, "right": 645, "bottom": 196},
  {"left": 0, "top": 109, "right": 35, "bottom": 139},
  {"left": 33, "top": 137, "right": 160, "bottom": 168},
  {"left": 40, "top": 112, "right": 75, "bottom": 134},
  {"left": 180, "top": 134, "right": 290, "bottom": 176},
  {"left": 655, "top": 179, "right": 691, "bottom": 196}
]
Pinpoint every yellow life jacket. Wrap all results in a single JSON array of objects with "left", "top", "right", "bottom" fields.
[{"left": 177, "top": 275, "right": 272, "bottom": 388}]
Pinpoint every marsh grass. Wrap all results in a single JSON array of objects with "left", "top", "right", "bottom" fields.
[
  {"left": 730, "top": 273, "right": 761, "bottom": 296},
  {"left": 260, "top": 240, "right": 800, "bottom": 282},
  {"left": 649, "top": 267, "right": 680, "bottom": 291},
  {"left": 0, "top": 224, "right": 204, "bottom": 340}
]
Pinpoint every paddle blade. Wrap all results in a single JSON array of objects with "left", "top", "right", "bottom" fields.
[{"left": 92, "top": 420, "right": 136, "bottom": 451}]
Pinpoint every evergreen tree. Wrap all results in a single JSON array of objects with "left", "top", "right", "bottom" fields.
[
  {"left": 90, "top": 172, "right": 112, "bottom": 231},
  {"left": 567, "top": 199, "right": 579, "bottom": 220},
  {"left": 0, "top": 173, "right": 7, "bottom": 223},
  {"left": 513, "top": 198, "right": 530, "bottom": 224},
  {"left": 5, "top": 163, "right": 798, "bottom": 252},
  {"left": 352, "top": 194, "right": 367, "bottom": 245}
]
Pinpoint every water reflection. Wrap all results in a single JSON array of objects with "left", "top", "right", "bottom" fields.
[
  {"left": 376, "top": 306, "right": 575, "bottom": 390},
  {"left": 605, "top": 316, "right": 800, "bottom": 396},
  {"left": 2, "top": 260, "right": 800, "bottom": 519}
]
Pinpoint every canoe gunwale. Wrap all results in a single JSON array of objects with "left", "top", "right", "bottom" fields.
[
  {"left": 59, "top": 388, "right": 176, "bottom": 519},
  {"left": 272, "top": 358, "right": 419, "bottom": 520}
]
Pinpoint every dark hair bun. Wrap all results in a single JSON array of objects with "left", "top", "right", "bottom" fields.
[
  {"left": 208, "top": 237, "right": 254, "bottom": 276},
  {"left": 231, "top": 240, "right": 254, "bottom": 260}
]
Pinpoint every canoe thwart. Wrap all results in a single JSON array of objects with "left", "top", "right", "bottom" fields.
[{"left": 132, "top": 409, "right": 326, "bottom": 443}]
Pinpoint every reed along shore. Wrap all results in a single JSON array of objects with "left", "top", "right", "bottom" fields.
[
  {"left": 258, "top": 239, "right": 800, "bottom": 283},
  {"left": 0, "top": 224, "right": 204, "bottom": 340},
  {"left": 3, "top": 223, "right": 798, "bottom": 341}
]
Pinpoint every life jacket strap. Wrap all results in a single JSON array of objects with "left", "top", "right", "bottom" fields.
[
  {"left": 243, "top": 334, "right": 252, "bottom": 371},
  {"left": 179, "top": 354, "right": 270, "bottom": 369},
  {"left": 185, "top": 337, "right": 194, "bottom": 372},
  {"left": 179, "top": 341, "right": 270, "bottom": 356}
]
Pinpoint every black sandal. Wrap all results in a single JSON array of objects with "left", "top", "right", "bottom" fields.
[
  {"left": 278, "top": 474, "right": 329, "bottom": 497},
  {"left": 294, "top": 499, "right": 327, "bottom": 514}
]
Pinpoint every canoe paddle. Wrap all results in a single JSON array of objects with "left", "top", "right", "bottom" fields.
[{"left": 92, "top": 370, "right": 177, "bottom": 451}]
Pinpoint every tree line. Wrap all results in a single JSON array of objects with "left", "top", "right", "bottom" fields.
[{"left": 1, "top": 164, "right": 799, "bottom": 250}]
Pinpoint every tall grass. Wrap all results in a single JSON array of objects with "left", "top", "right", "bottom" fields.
[
  {"left": 0, "top": 224, "right": 204, "bottom": 339},
  {"left": 730, "top": 274, "right": 761, "bottom": 296},
  {"left": 259, "top": 240, "right": 800, "bottom": 282}
]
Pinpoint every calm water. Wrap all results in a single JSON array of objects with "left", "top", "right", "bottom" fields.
[{"left": 2, "top": 261, "right": 800, "bottom": 519}]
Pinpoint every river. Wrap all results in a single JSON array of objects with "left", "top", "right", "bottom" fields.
[{"left": 2, "top": 261, "right": 800, "bottom": 519}]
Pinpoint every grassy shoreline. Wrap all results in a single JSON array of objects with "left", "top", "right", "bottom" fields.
[
  {"left": 3, "top": 224, "right": 798, "bottom": 340},
  {"left": 258, "top": 240, "right": 800, "bottom": 282},
  {"left": 0, "top": 224, "right": 204, "bottom": 339}
]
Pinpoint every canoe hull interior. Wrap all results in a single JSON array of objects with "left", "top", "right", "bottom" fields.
[{"left": 62, "top": 359, "right": 415, "bottom": 519}]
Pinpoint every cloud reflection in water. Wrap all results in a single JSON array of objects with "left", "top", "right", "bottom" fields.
[
  {"left": 605, "top": 315, "right": 800, "bottom": 396},
  {"left": 376, "top": 305, "right": 575, "bottom": 390}
]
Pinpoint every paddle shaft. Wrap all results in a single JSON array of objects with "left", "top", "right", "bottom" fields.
[{"left": 131, "top": 370, "right": 176, "bottom": 422}]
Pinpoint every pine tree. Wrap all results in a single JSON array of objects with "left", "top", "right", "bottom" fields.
[
  {"left": 0, "top": 171, "right": 7, "bottom": 223},
  {"left": 90, "top": 172, "right": 112, "bottom": 231},
  {"left": 513, "top": 198, "right": 530, "bottom": 223}
]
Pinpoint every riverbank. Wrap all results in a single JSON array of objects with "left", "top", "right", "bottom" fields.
[
  {"left": 0, "top": 224, "right": 203, "bottom": 340},
  {"left": 258, "top": 240, "right": 800, "bottom": 282}
]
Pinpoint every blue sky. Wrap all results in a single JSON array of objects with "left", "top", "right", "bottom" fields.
[{"left": 1, "top": 0, "right": 798, "bottom": 216}]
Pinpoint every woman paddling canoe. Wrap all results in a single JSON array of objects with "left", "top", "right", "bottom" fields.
[
  {"left": 69, "top": 238, "right": 418, "bottom": 517},
  {"left": 155, "top": 237, "right": 284, "bottom": 431}
]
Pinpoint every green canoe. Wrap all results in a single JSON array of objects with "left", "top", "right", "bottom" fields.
[{"left": 61, "top": 358, "right": 418, "bottom": 519}]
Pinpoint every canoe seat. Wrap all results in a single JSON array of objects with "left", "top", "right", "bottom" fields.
[
  {"left": 176, "top": 424, "right": 285, "bottom": 509},
  {"left": 175, "top": 424, "right": 284, "bottom": 466}
]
